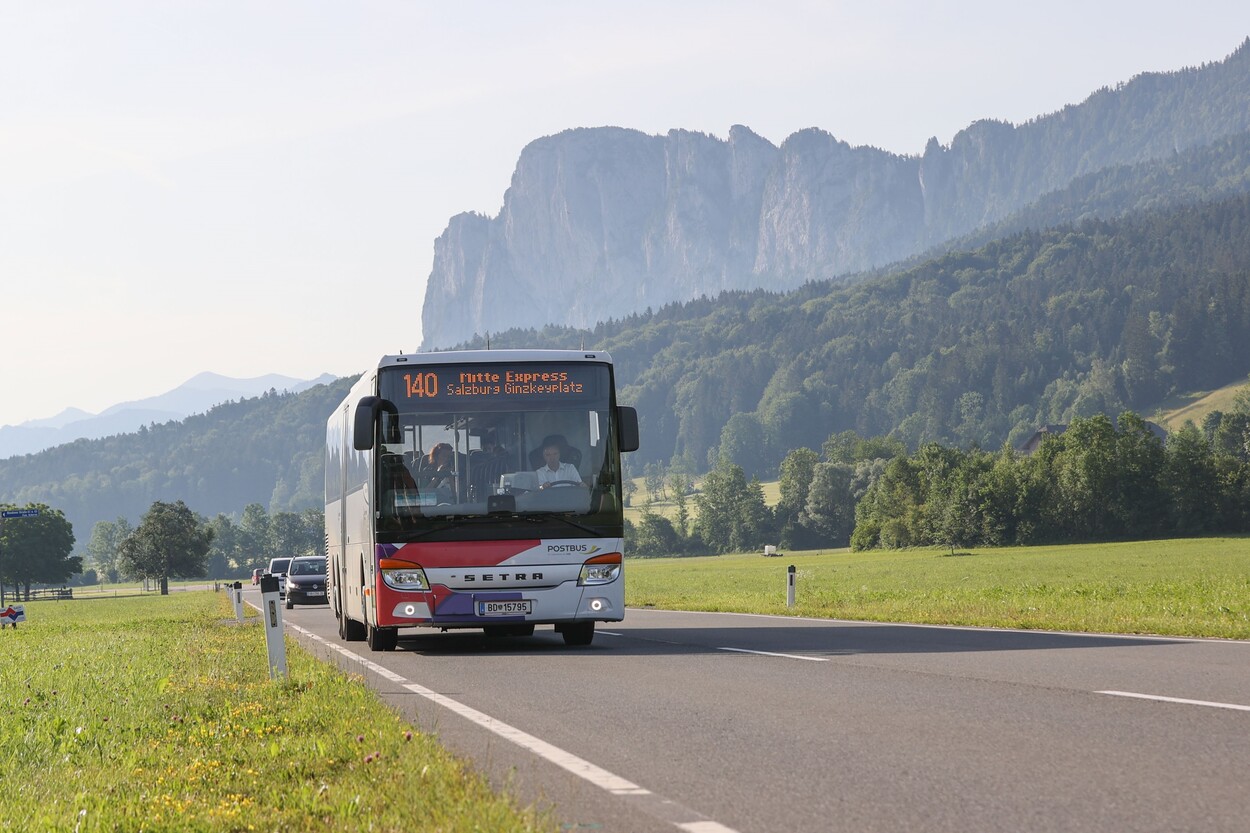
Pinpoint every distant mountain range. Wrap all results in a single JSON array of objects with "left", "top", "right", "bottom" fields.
[
  {"left": 0, "top": 372, "right": 336, "bottom": 459},
  {"left": 421, "top": 38, "right": 1250, "bottom": 349}
]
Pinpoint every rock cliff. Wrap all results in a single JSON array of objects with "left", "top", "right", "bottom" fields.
[{"left": 421, "top": 39, "right": 1250, "bottom": 348}]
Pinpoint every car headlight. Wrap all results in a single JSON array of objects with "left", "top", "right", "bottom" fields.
[
  {"left": 380, "top": 557, "right": 430, "bottom": 591},
  {"left": 578, "top": 553, "right": 622, "bottom": 586}
]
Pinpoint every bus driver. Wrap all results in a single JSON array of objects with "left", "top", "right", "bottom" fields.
[{"left": 535, "top": 438, "right": 586, "bottom": 489}]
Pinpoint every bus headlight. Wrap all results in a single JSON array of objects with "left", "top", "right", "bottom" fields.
[
  {"left": 380, "top": 557, "right": 430, "bottom": 591},
  {"left": 578, "top": 553, "right": 622, "bottom": 586}
]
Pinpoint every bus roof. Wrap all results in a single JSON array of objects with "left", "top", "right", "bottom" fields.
[{"left": 376, "top": 349, "right": 614, "bottom": 369}]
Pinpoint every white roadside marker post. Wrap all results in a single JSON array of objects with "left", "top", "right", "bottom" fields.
[
  {"left": 787, "top": 564, "right": 796, "bottom": 608},
  {"left": 259, "top": 574, "right": 287, "bottom": 679},
  {"left": 231, "top": 581, "right": 244, "bottom": 623}
]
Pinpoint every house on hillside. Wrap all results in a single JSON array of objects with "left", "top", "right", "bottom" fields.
[{"left": 1015, "top": 419, "right": 1168, "bottom": 455}]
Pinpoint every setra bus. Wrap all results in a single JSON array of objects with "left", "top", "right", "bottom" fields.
[{"left": 325, "top": 350, "right": 639, "bottom": 650}]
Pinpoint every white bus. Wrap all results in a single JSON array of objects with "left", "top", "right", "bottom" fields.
[{"left": 325, "top": 350, "right": 639, "bottom": 650}]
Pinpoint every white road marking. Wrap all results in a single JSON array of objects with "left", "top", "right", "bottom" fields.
[
  {"left": 717, "top": 646, "right": 829, "bottom": 662},
  {"left": 287, "top": 622, "right": 742, "bottom": 833},
  {"left": 400, "top": 676, "right": 648, "bottom": 794},
  {"left": 1097, "top": 690, "right": 1250, "bottom": 712},
  {"left": 604, "top": 627, "right": 827, "bottom": 661}
]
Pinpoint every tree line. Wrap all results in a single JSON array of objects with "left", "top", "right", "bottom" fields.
[
  {"left": 3, "top": 497, "right": 325, "bottom": 596},
  {"left": 9, "top": 400, "right": 1249, "bottom": 589},
  {"left": 851, "top": 409, "right": 1250, "bottom": 550},
  {"left": 86, "top": 502, "right": 323, "bottom": 585},
  {"left": 625, "top": 399, "right": 1250, "bottom": 556}
]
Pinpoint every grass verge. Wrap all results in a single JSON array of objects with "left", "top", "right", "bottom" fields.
[
  {"left": 0, "top": 592, "right": 551, "bottom": 832},
  {"left": 625, "top": 537, "right": 1250, "bottom": 639}
]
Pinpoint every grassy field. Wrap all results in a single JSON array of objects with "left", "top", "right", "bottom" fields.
[
  {"left": 0, "top": 592, "right": 550, "bottom": 832},
  {"left": 1152, "top": 373, "right": 1250, "bottom": 430},
  {"left": 625, "top": 537, "right": 1250, "bottom": 639},
  {"left": 624, "top": 476, "right": 780, "bottom": 526}
]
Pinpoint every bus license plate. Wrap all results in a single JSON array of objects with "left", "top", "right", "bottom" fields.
[{"left": 478, "top": 600, "right": 532, "bottom": 616}]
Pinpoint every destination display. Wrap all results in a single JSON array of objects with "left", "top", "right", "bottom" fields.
[{"left": 382, "top": 363, "right": 607, "bottom": 408}]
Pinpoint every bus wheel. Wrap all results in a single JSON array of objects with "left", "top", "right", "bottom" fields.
[
  {"left": 560, "top": 621, "right": 594, "bottom": 646},
  {"left": 368, "top": 622, "right": 397, "bottom": 651},
  {"left": 341, "top": 611, "right": 366, "bottom": 642}
]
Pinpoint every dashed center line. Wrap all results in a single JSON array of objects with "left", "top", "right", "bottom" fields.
[
  {"left": 717, "top": 646, "right": 829, "bottom": 661},
  {"left": 601, "top": 629, "right": 827, "bottom": 661}
]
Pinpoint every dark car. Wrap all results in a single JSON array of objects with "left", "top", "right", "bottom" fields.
[{"left": 284, "top": 555, "right": 328, "bottom": 609}]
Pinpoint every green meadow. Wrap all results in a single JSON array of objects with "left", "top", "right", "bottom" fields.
[
  {"left": 0, "top": 593, "right": 550, "bottom": 832},
  {"left": 625, "top": 537, "right": 1250, "bottom": 639}
]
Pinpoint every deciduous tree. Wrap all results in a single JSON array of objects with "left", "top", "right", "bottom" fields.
[
  {"left": 0, "top": 503, "right": 78, "bottom": 601},
  {"left": 86, "top": 516, "right": 133, "bottom": 583},
  {"left": 118, "top": 500, "right": 214, "bottom": 594}
]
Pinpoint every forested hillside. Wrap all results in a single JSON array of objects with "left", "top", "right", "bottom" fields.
[
  {"left": 470, "top": 192, "right": 1250, "bottom": 474},
  {"left": 0, "top": 378, "right": 355, "bottom": 541}
]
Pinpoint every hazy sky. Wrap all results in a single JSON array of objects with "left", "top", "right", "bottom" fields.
[{"left": 2, "top": 2, "right": 1248, "bottom": 428}]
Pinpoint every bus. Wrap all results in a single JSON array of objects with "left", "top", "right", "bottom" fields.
[{"left": 325, "top": 350, "right": 639, "bottom": 650}]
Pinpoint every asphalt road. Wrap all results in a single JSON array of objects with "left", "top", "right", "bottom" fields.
[{"left": 253, "top": 591, "right": 1250, "bottom": 833}]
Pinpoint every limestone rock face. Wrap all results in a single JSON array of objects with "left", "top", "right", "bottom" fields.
[
  {"left": 419, "top": 39, "right": 1250, "bottom": 348},
  {"left": 423, "top": 126, "right": 784, "bottom": 348}
]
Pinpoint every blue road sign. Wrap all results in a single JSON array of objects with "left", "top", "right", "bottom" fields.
[{"left": 1, "top": 509, "right": 39, "bottom": 518}]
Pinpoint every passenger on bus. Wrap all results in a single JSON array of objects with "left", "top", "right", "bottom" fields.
[
  {"left": 535, "top": 438, "right": 586, "bottom": 489},
  {"left": 420, "top": 443, "right": 458, "bottom": 500}
]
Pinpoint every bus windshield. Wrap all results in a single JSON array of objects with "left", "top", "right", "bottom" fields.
[{"left": 373, "top": 362, "right": 623, "bottom": 532}]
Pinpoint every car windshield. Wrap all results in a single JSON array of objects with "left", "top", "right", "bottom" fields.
[
  {"left": 270, "top": 560, "right": 290, "bottom": 573},
  {"left": 289, "top": 558, "right": 326, "bottom": 575}
]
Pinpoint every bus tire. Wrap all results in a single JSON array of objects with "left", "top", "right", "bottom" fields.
[
  {"left": 368, "top": 621, "right": 398, "bottom": 651},
  {"left": 560, "top": 621, "right": 594, "bottom": 646},
  {"left": 341, "top": 610, "right": 366, "bottom": 642}
]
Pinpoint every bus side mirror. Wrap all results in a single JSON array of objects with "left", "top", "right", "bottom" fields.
[
  {"left": 353, "top": 397, "right": 399, "bottom": 450},
  {"left": 617, "top": 406, "right": 639, "bottom": 453}
]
